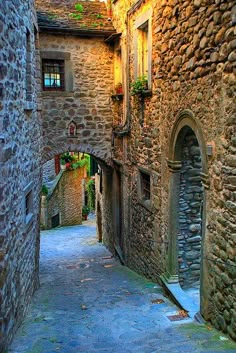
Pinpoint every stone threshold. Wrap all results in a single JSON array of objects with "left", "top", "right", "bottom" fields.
[{"left": 160, "top": 275, "right": 205, "bottom": 323}]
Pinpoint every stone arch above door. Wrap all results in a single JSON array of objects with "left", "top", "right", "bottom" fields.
[{"left": 168, "top": 109, "right": 208, "bottom": 176}]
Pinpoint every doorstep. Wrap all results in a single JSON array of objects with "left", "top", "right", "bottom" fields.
[{"left": 160, "top": 275, "right": 204, "bottom": 322}]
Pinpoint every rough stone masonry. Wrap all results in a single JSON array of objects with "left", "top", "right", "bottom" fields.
[{"left": 0, "top": 0, "right": 42, "bottom": 351}]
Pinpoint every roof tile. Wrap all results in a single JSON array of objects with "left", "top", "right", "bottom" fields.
[{"left": 36, "top": 0, "right": 115, "bottom": 35}]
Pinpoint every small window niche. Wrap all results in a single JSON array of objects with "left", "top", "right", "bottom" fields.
[
  {"left": 138, "top": 169, "right": 151, "bottom": 209},
  {"left": 23, "top": 182, "right": 34, "bottom": 226},
  {"left": 67, "top": 120, "right": 77, "bottom": 137}
]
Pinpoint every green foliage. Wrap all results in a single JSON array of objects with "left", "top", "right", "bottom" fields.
[
  {"left": 41, "top": 185, "right": 48, "bottom": 196},
  {"left": 92, "top": 23, "right": 98, "bottom": 27},
  {"left": 96, "top": 14, "right": 103, "bottom": 19},
  {"left": 69, "top": 13, "right": 82, "bottom": 20},
  {"left": 69, "top": 3, "right": 84, "bottom": 20},
  {"left": 71, "top": 158, "right": 87, "bottom": 170},
  {"left": 60, "top": 152, "right": 73, "bottom": 163},
  {"left": 74, "top": 3, "right": 84, "bottom": 12},
  {"left": 130, "top": 75, "right": 148, "bottom": 95},
  {"left": 82, "top": 205, "right": 90, "bottom": 216},
  {"left": 86, "top": 178, "right": 95, "bottom": 210}
]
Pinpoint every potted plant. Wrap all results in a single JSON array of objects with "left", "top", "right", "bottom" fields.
[
  {"left": 82, "top": 205, "right": 90, "bottom": 221},
  {"left": 60, "top": 158, "right": 66, "bottom": 170},
  {"left": 60, "top": 152, "right": 73, "bottom": 170},
  {"left": 130, "top": 75, "right": 148, "bottom": 96},
  {"left": 41, "top": 185, "right": 48, "bottom": 196}
]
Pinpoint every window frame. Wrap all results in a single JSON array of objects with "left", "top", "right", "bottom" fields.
[
  {"left": 40, "top": 51, "right": 73, "bottom": 93},
  {"left": 23, "top": 182, "right": 34, "bottom": 226},
  {"left": 42, "top": 59, "right": 65, "bottom": 91},
  {"left": 134, "top": 9, "right": 152, "bottom": 89}
]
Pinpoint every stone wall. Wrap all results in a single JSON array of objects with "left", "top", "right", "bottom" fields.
[
  {"left": 40, "top": 34, "right": 114, "bottom": 164},
  {"left": 43, "top": 168, "right": 85, "bottom": 229},
  {"left": 111, "top": 0, "right": 236, "bottom": 340},
  {"left": 42, "top": 158, "right": 56, "bottom": 185},
  {"left": 0, "top": 0, "right": 42, "bottom": 350}
]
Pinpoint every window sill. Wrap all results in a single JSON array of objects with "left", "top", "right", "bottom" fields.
[
  {"left": 138, "top": 198, "right": 152, "bottom": 212},
  {"left": 25, "top": 213, "right": 34, "bottom": 229},
  {"left": 42, "top": 91, "right": 74, "bottom": 97},
  {"left": 141, "top": 89, "right": 152, "bottom": 97},
  {"left": 111, "top": 93, "right": 124, "bottom": 101}
]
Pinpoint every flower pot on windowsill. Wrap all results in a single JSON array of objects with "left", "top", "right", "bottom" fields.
[{"left": 115, "top": 83, "right": 123, "bottom": 95}]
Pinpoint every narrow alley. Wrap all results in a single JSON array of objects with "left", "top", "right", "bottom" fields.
[{"left": 9, "top": 219, "right": 236, "bottom": 353}]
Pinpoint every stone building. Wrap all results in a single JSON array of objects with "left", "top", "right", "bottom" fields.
[
  {"left": 0, "top": 0, "right": 42, "bottom": 350},
  {"left": 106, "top": 0, "right": 236, "bottom": 340},
  {"left": 0, "top": 0, "right": 235, "bottom": 351},
  {"left": 41, "top": 165, "right": 87, "bottom": 229},
  {"left": 36, "top": 0, "right": 116, "bottom": 164}
]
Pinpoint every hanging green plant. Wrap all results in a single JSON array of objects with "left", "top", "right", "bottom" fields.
[{"left": 130, "top": 75, "right": 148, "bottom": 95}]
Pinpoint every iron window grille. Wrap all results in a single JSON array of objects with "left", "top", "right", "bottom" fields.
[{"left": 42, "top": 59, "right": 65, "bottom": 90}]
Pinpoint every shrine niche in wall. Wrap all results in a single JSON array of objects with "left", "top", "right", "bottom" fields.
[{"left": 67, "top": 120, "right": 77, "bottom": 137}]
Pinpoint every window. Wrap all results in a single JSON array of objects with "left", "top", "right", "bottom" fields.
[
  {"left": 23, "top": 182, "right": 34, "bottom": 226},
  {"left": 25, "top": 190, "right": 33, "bottom": 217},
  {"left": 42, "top": 59, "right": 65, "bottom": 91},
  {"left": 140, "top": 171, "right": 151, "bottom": 201},
  {"left": 134, "top": 9, "right": 152, "bottom": 88},
  {"left": 137, "top": 21, "right": 148, "bottom": 78}
]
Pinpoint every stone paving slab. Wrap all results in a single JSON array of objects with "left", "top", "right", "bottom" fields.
[{"left": 9, "top": 219, "right": 236, "bottom": 353}]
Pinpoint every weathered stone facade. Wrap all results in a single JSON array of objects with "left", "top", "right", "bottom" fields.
[
  {"left": 35, "top": 0, "right": 116, "bottom": 165},
  {"left": 108, "top": 0, "right": 236, "bottom": 340},
  {"left": 0, "top": 0, "right": 42, "bottom": 350},
  {"left": 42, "top": 158, "right": 56, "bottom": 185},
  {"left": 41, "top": 168, "right": 85, "bottom": 229},
  {"left": 40, "top": 32, "right": 114, "bottom": 164}
]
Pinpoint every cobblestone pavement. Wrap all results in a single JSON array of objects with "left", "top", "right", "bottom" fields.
[{"left": 9, "top": 218, "right": 236, "bottom": 353}]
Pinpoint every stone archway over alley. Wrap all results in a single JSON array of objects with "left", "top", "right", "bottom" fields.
[{"left": 9, "top": 218, "right": 236, "bottom": 353}]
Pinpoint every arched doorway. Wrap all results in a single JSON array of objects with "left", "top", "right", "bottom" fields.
[{"left": 163, "top": 110, "right": 209, "bottom": 318}]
